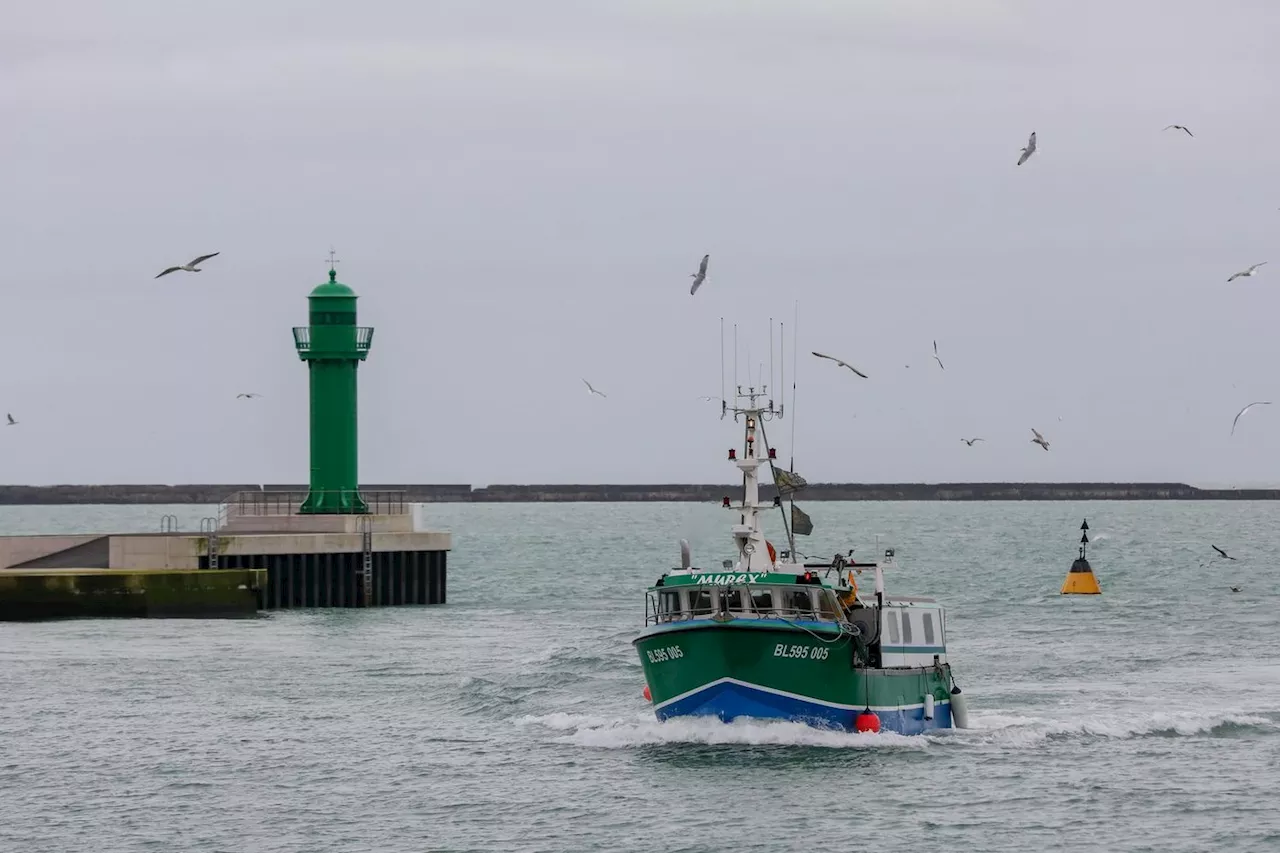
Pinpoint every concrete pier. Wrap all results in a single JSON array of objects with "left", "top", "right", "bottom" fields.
[
  {"left": 0, "top": 489, "right": 450, "bottom": 616},
  {"left": 0, "top": 568, "right": 264, "bottom": 620}
]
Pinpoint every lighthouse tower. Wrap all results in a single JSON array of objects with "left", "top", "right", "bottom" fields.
[{"left": 292, "top": 257, "right": 374, "bottom": 514}]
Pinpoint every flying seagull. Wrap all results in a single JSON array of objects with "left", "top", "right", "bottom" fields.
[
  {"left": 932, "top": 340, "right": 945, "bottom": 370},
  {"left": 1163, "top": 125, "right": 1194, "bottom": 137},
  {"left": 236, "top": 393, "right": 262, "bottom": 399},
  {"left": 1229, "top": 586, "right": 1241, "bottom": 593},
  {"left": 5, "top": 413, "right": 15, "bottom": 426},
  {"left": 1227, "top": 262, "right": 1267, "bottom": 282},
  {"left": 698, "top": 395, "right": 719, "bottom": 402},
  {"left": 811, "top": 351, "right": 868, "bottom": 378},
  {"left": 1230, "top": 401, "right": 1271, "bottom": 435},
  {"left": 689, "top": 254, "right": 710, "bottom": 295},
  {"left": 155, "top": 252, "right": 220, "bottom": 279},
  {"left": 961, "top": 437, "right": 984, "bottom": 446},
  {"left": 1016, "top": 131, "right": 1037, "bottom": 166},
  {"left": 1031, "top": 428, "right": 1050, "bottom": 451},
  {"left": 582, "top": 378, "right": 607, "bottom": 398},
  {"left": 1212, "top": 545, "right": 1237, "bottom": 561}
]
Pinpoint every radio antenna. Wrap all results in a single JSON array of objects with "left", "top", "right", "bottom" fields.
[
  {"left": 719, "top": 317, "right": 726, "bottom": 410},
  {"left": 790, "top": 300, "right": 799, "bottom": 470}
]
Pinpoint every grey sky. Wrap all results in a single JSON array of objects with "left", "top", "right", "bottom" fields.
[{"left": 3, "top": 0, "right": 1279, "bottom": 486}]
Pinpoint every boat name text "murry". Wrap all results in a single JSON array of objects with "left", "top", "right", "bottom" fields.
[{"left": 688, "top": 573, "right": 762, "bottom": 585}]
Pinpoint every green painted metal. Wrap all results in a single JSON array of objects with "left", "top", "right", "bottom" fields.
[
  {"left": 634, "top": 620, "right": 952, "bottom": 711},
  {"left": 293, "top": 268, "right": 374, "bottom": 514}
]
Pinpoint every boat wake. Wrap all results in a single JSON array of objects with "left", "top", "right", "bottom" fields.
[
  {"left": 960, "top": 708, "right": 1278, "bottom": 746},
  {"left": 513, "top": 711, "right": 926, "bottom": 749},
  {"left": 513, "top": 707, "right": 1278, "bottom": 750}
]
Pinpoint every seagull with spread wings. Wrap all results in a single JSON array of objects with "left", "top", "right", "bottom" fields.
[
  {"left": 811, "top": 351, "right": 868, "bottom": 378},
  {"left": 1230, "top": 401, "right": 1271, "bottom": 435},
  {"left": 1163, "top": 124, "right": 1194, "bottom": 137},
  {"left": 689, "top": 254, "right": 710, "bottom": 295},
  {"left": 1031, "top": 428, "right": 1050, "bottom": 451},
  {"left": 1212, "top": 545, "right": 1238, "bottom": 561},
  {"left": 582, "top": 379, "right": 607, "bottom": 398},
  {"left": 236, "top": 393, "right": 262, "bottom": 399},
  {"left": 961, "top": 437, "right": 984, "bottom": 446},
  {"left": 1016, "top": 131, "right": 1037, "bottom": 166},
  {"left": 932, "top": 340, "right": 945, "bottom": 370},
  {"left": 5, "top": 413, "right": 15, "bottom": 426},
  {"left": 156, "top": 252, "right": 220, "bottom": 279},
  {"left": 1227, "top": 262, "right": 1267, "bottom": 282}
]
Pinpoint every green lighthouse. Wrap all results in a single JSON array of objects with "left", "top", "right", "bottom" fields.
[{"left": 292, "top": 261, "right": 374, "bottom": 514}]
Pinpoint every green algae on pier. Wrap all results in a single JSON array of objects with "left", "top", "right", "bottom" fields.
[{"left": 0, "top": 568, "right": 265, "bottom": 621}]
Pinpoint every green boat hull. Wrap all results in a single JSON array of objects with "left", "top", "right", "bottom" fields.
[{"left": 635, "top": 619, "right": 953, "bottom": 734}]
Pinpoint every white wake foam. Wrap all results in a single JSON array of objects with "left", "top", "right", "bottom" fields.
[
  {"left": 513, "top": 711, "right": 926, "bottom": 749},
  {"left": 513, "top": 707, "right": 1276, "bottom": 750}
]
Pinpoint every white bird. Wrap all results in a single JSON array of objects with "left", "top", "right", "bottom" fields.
[
  {"left": 1163, "top": 124, "right": 1194, "bottom": 137},
  {"left": 155, "top": 252, "right": 220, "bottom": 278},
  {"left": 811, "top": 351, "right": 868, "bottom": 378},
  {"left": 1016, "top": 131, "right": 1037, "bottom": 166},
  {"left": 932, "top": 340, "right": 945, "bottom": 370},
  {"left": 5, "top": 413, "right": 15, "bottom": 426},
  {"left": 961, "top": 437, "right": 984, "bottom": 446},
  {"left": 1031, "top": 428, "right": 1050, "bottom": 451},
  {"left": 689, "top": 254, "right": 710, "bottom": 295},
  {"left": 1227, "top": 262, "right": 1267, "bottom": 282},
  {"left": 236, "top": 393, "right": 262, "bottom": 399},
  {"left": 582, "top": 379, "right": 607, "bottom": 398},
  {"left": 1230, "top": 401, "right": 1271, "bottom": 435},
  {"left": 698, "top": 395, "right": 718, "bottom": 402}
]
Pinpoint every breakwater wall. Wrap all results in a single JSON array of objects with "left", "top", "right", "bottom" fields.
[{"left": 3, "top": 482, "right": 1280, "bottom": 505}]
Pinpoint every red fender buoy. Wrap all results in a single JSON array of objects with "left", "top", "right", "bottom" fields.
[
  {"left": 643, "top": 685, "right": 652, "bottom": 702},
  {"left": 855, "top": 709, "right": 880, "bottom": 733},
  {"left": 766, "top": 540, "right": 777, "bottom": 563}
]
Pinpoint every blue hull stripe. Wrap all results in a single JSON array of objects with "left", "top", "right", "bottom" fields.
[{"left": 654, "top": 677, "right": 952, "bottom": 735}]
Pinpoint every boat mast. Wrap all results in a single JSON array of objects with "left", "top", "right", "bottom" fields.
[{"left": 726, "top": 382, "right": 781, "bottom": 572}]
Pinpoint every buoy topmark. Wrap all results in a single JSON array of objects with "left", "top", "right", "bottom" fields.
[{"left": 854, "top": 708, "right": 881, "bottom": 733}]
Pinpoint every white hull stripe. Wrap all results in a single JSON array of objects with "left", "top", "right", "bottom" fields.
[{"left": 654, "top": 676, "right": 949, "bottom": 714}]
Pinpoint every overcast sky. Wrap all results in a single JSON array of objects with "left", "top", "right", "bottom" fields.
[{"left": 3, "top": 0, "right": 1279, "bottom": 486}]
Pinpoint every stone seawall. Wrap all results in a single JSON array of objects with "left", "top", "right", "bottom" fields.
[{"left": 2, "top": 482, "right": 1279, "bottom": 504}]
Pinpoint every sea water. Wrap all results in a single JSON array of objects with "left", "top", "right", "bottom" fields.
[{"left": 1, "top": 501, "right": 1278, "bottom": 852}]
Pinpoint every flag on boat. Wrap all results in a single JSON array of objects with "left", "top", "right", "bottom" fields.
[
  {"left": 773, "top": 468, "right": 808, "bottom": 495},
  {"left": 791, "top": 504, "right": 814, "bottom": 536}
]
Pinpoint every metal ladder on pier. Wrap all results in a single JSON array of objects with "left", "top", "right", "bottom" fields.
[
  {"left": 200, "top": 517, "right": 219, "bottom": 569},
  {"left": 360, "top": 515, "right": 373, "bottom": 606}
]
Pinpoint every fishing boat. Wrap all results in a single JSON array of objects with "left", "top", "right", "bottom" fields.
[{"left": 633, "top": 384, "right": 970, "bottom": 735}]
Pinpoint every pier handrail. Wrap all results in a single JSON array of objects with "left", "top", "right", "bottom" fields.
[{"left": 219, "top": 489, "right": 408, "bottom": 520}]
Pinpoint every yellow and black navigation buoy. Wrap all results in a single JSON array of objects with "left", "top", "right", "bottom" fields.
[{"left": 1060, "top": 518, "right": 1101, "bottom": 595}]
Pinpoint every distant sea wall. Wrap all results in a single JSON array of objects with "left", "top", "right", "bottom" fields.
[{"left": 2, "top": 482, "right": 1279, "bottom": 505}]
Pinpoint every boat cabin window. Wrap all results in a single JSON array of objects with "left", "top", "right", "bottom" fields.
[
  {"left": 750, "top": 589, "right": 774, "bottom": 614},
  {"left": 659, "top": 591, "right": 682, "bottom": 622},
  {"left": 784, "top": 589, "right": 814, "bottom": 618},
  {"left": 688, "top": 589, "right": 714, "bottom": 616},
  {"left": 900, "top": 610, "right": 914, "bottom": 643},
  {"left": 922, "top": 612, "right": 936, "bottom": 645},
  {"left": 816, "top": 590, "right": 839, "bottom": 621},
  {"left": 723, "top": 588, "right": 746, "bottom": 613}
]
